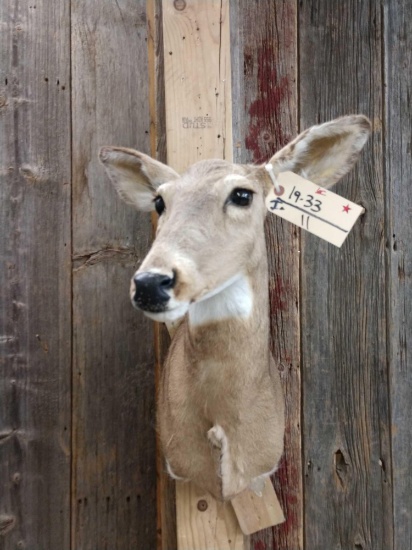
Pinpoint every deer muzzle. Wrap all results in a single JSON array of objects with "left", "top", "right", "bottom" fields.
[{"left": 132, "top": 271, "right": 176, "bottom": 312}]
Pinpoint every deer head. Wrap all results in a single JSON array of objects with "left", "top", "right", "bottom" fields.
[
  {"left": 99, "top": 115, "right": 371, "bottom": 500},
  {"left": 100, "top": 115, "right": 370, "bottom": 324}
]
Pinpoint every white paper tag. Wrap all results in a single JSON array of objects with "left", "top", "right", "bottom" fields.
[{"left": 265, "top": 171, "right": 365, "bottom": 247}]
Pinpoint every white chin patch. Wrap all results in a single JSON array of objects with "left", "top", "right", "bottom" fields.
[
  {"left": 134, "top": 274, "right": 253, "bottom": 326},
  {"left": 188, "top": 274, "right": 253, "bottom": 327},
  {"left": 142, "top": 302, "right": 189, "bottom": 323}
]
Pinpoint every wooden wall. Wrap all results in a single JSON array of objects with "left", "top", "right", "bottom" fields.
[
  {"left": 1, "top": 0, "right": 156, "bottom": 548},
  {"left": 0, "top": 1, "right": 411, "bottom": 549}
]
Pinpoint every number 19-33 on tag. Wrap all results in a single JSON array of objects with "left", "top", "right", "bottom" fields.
[{"left": 265, "top": 171, "right": 365, "bottom": 248}]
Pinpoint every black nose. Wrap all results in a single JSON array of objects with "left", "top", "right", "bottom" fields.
[{"left": 132, "top": 272, "right": 176, "bottom": 312}]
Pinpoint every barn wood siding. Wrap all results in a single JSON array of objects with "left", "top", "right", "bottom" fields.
[{"left": 1, "top": 1, "right": 411, "bottom": 548}]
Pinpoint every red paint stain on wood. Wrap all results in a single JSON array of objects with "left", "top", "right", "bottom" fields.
[
  {"left": 269, "top": 275, "right": 288, "bottom": 313},
  {"left": 245, "top": 40, "right": 291, "bottom": 163},
  {"left": 252, "top": 456, "right": 300, "bottom": 547},
  {"left": 271, "top": 445, "right": 300, "bottom": 539}
]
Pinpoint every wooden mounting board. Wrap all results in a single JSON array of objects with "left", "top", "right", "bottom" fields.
[
  {"left": 176, "top": 482, "right": 246, "bottom": 550},
  {"left": 162, "top": 0, "right": 232, "bottom": 173},
  {"left": 158, "top": 0, "right": 285, "bottom": 547},
  {"left": 231, "top": 479, "right": 285, "bottom": 536}
]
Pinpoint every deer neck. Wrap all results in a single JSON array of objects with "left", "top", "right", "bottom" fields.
[{"left": 183, "top": 250, "right": 270, "bottom": 374}]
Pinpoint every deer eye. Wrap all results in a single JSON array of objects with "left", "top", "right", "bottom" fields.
[
  {"left": 154, "top": 195, "right": 165, "bottom": 215},
  {"left": 228, "top": 188, "right": 254, "bottom": 207}
]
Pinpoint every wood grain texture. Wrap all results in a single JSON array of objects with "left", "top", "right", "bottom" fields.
[
  {"left": 0, "top": 0, "right": 71, "bottom": 548},
  {"left": 71, "top": 0, "right": 157, "bottom": 547},
  {"left": 384, "top": 2, "right": 412, "bottom": 548},
  {"left": 299, "top": 2, "right": 393, "bottom": 549},
  {"left": 231, "top": 479, "right": 285, "bottom": 536},
  {"left": 176, "top": 482, "right": 246, "bottom": 550},
  {"left": 155, "top": 324, "right": 177, "bottom": 550},
  {"left": 162, "top": 0, "right": 232, "bottom": 173},
  {"left": 2, "top": 1, "right": 412, "bottom": 548},
  {"left": 147, "top": 4, "right": 177, "bottom": 548},
  {"left": 235, "top": 1, "right": 302, "bottom": 549},
  {"left": 161, "top": 1, "right": 248, "bottom": 547}
]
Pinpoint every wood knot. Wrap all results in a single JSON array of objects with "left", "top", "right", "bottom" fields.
[
  {"left": 12, "top": 472, "right": 21, "bottom": 485},
  {"left": 0, "top": 514, "right": 16, "bottom": 535},
  {"left": 334, "top": 448, "right": 349, "bottom": 489},
  {"left": 19, "top": 164, "right": 46, "bottom": 183}
]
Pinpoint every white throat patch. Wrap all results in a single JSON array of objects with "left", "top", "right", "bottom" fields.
[{"left": 188, "top": 274, "right": 253, "bottom": 327}]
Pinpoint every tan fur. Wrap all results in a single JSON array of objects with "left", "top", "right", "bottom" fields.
[
  {"left": 99, "top": 115, "right": 371, "bottom": 500},
  {"left": 157, "top": 249, "right": 284, "bottom": 499}
]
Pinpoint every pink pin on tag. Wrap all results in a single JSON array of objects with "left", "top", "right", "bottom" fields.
[{"left": 265, "top": 171, "right": 365, "bottom": 247}]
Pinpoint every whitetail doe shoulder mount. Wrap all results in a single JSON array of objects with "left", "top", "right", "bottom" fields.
[{"left": 99, "top": 115, "right": 371, "bottom": 501}]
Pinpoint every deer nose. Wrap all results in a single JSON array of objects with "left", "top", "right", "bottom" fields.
[{"left": 132, "top": 272, "right": 176, "bottom": 312}]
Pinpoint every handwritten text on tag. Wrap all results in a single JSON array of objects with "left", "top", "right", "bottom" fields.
[{"left": 265, "top": 171, "right": 364, "bottom": 248}]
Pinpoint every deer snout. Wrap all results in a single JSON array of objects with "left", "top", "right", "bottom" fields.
[{"left": 131, "top": 271, "right": 176, "bottom": 312}]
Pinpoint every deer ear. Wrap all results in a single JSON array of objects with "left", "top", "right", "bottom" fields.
[
  {"left": 99, "top": 147, "right": 179, "bottom": 211},
  {"left": 267, "top": 115, "right": 371, "bottom": 188}
]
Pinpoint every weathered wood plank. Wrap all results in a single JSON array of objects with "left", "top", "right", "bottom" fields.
[
  {"left": 71, "top": 1, "right": 156, "bottom": 547},
  {"left": 162, "top": 0, "right": 232, "bottom": 173},
  {"left": 236, "top": 1, "right": 302, "bottom": 549},
  {"left": 384, "top": 2, "right": 412, "bottom": 548},
  {"left": 147, "top": 1, "right": 177, "bottom": 548},
  {"left": 0, "top": 0, "right": 71, "bottom": 548},
  {"left": 155, "top": 325, "right": 177, "bottom": 550},
  {"left": 161, "top": 2, "right": 246, "bottom": 547},
  {"left": 299, "top": 2, "right": 393, "bottom": 549}
]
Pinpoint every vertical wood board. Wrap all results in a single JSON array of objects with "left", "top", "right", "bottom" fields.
[
  {"left": 299, "top": 2, "right": 392, "bottom": 549},
  {"left": 0, "top": 0, "right": 71, "bottom": 548},
  {"left": 162, "top": 0, "right": 232, "bottom": 172},
  {"left": 2, "top": 1, "right": 412, "bottom": 548},
  {"left": 161, "top": 1, "right": 244, "bottom": 548},
  {"left": 385, "top": 2, "right": 412, "bottom": 548},
  {"left": 236, "top": 1, "right": 302, "bottom": 549},
  {"left": 71, "top": 0, "right": 156, "bottom": 547},
  {"left": 176, "top": 482, "right": 246, "bottom": 550},
  {"left": 147, "top": 1, "right": 177, "bottom": 548}
]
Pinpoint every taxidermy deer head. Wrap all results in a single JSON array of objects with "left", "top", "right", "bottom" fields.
[{"left": 99, "top": 115, "right": 371, "bottom": 500}]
